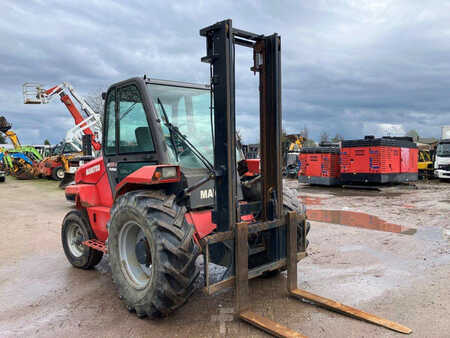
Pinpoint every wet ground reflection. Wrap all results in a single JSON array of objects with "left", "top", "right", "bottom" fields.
[
  {"left": 306, "top": 209, "right": 416, "bottom": 235},
  {"left": 298, "top": 195, "right": 323, "bottom": 206}
]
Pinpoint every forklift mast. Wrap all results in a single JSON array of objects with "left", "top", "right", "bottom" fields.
[
  {"left": 201, "top": 19, "right": 282, "bottom": 232},
  {"left": 199, "top": 20, "right": 411, "bottom": 336}
]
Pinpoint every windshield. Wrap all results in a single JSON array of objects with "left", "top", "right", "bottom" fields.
[
  {"left": 436, "top": 143, "right": 450, "bottom": 157},
  {"left": 53, "top": 143, "right": 63, "bottom": 155},
  {"left": 149, "top": 84, "right": 213, "bottom": 169},
  {"left": 63, "top": 143, "right": 79, "bottom": 154}
]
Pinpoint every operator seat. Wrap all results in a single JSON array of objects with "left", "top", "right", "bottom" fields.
[{"left": 135, "top": 127, "right": 154, "bottom": 152}]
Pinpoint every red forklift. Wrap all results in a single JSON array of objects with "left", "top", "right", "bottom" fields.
[{"left": 62, "top": 19, "right": 411, "bottom": 336}]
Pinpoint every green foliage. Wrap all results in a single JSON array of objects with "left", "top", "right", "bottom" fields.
[
  {"left": 405, "top": 129, "right": 419, "bottom": 141},
  {"left": 44, "top": 139, "right": 51, "bottom": 145}
]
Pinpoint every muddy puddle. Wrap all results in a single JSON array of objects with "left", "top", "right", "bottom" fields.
[
  {"left": 298, "top": 185, "right": 405, "bottom": 198},
  {"left": 298, "top": 195, "right": 324, "bottom": 206},
  {"left": 306, "top": 209, "right": 416, "bottom": 235}
]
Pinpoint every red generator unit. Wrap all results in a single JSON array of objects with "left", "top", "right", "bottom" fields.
[
  {"left": 340, "top": 136, "right": 418, "bottom": 184},
  {"left": 298, "top": 147, "right": 340, "bottom": 186}
]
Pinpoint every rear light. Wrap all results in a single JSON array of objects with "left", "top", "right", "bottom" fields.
[{"left": 152, "top": 166, "right": 178, "bottom": 181}]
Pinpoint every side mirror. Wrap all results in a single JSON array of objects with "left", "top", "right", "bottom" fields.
[{"left": 101, "top": 92, "right": 106, "bottom": 100}]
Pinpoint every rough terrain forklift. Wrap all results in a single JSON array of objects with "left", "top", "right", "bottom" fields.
[{"left": 62, "top": 20, "right": 411, "bottom": 336}]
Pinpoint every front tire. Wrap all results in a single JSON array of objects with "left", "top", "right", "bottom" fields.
[
  {"left": 108, "top": 190, "right": 200, "bottom": 318},
  {"left": 61, "top": 210, "right": 103, "bottom": 269},
  {"left": 52, "top": 166, "right": 65, "bottom": 181}
]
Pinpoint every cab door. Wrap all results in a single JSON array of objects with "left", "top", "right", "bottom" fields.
[{"left": 103, "top": 82, "right": 159, "bottom": 194}]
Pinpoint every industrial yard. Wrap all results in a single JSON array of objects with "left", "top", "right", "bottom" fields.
[
  {"left": 2, "top": 2, "right": 450, "bottom": 337},
  {"left": 0, "top": 177, "right": 448, "bottom": 337}
]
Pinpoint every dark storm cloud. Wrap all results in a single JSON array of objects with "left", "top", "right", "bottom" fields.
[{"left": 0, "top": 0, "right": 449, "bottom": 145}]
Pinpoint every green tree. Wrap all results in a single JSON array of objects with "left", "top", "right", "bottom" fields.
[
  {"left": 44, "top": 139, "right": 51, "bottom": 145},
  {"left": 405, "top": 129, "right": 419, "bottom": 141}
]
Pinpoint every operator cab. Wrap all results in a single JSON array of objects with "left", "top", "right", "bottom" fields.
[
  {"left": 52, "top": 142, "right": 80, "bottom": 156},
  {"left": 436, "top": 141, "right": 450, "bottom": 158},
  {"left": 103, "top": 77, "right": 232, "bottom": 208}
]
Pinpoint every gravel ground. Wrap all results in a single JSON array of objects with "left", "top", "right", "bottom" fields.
[{"left": 0, "top": 176, "right": 449, "bottom": 337}]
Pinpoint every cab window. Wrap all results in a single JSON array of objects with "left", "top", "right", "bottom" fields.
[
  {"left": 104, "top": 89, "right": 116, "bottom": 155},
  {"left": 119, "top": 85, "right": 155, "bottom": 154}
]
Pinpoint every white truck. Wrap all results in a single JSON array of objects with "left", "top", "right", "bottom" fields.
[{"left": 434, "top": 126, "right": 450, "bottom": 179}]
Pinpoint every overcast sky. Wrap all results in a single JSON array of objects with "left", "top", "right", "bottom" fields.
[{"left": 1, "top": 0, "right": 450, "bottom": 145}]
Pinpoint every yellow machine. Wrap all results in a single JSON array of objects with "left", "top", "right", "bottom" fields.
[
  {"left": 288, "top": 134, "right": 304, "bottom": 151},
  {"left": 0, "top": 116, "right": 42, "bottom": 179},
  {"left": 38, "top": 141, "right": 81, "bottom": 181},
  {"left": 4, "top": 130, "right": 20, "bottom": 148},
  {"left": 418, "top": 147, "right": 434, "bottom": 179}
]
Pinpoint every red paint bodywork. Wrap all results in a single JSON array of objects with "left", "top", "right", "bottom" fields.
[
  {"left": 58, "top": 93, "right": 101, "bottom": 151},
  {"left": 68, "top": 158, "right": 113, "bottom": 241},
  {"left": 245, "top": 159, "right": 260, "bottom": 176},
  {"left": 67, "top": 157, "right": 218, "bottom": 242},
  {"left": 400, "top": 147, "right": 418, "bottom": 173},
  {"left": 341, "top": 146, "right": 399, "bottom": 174},
  {"left": 115, "top": 165, "right": 181, "bottom": 196},
  {"left": 299, "top": 153, "right": 340, "bottom": 178},
  {"left": 38, "top": 156, "right": 62, "bottom": 177},
  {"left": 185, "top": 210, "right": 216, "bottom": 241},
  {"left": 185, "top": 208, "right": 254, "bottom": 242},
  {"left": 340, "top": 146, "right": 417, "bottom": 174}
]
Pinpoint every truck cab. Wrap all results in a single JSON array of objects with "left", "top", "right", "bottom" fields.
[
  {"left": 434, "top": 140, "right": 450, "bottom": 179},
  {"left": 434, "top": 126, "right": 450, "bottom": 179}
]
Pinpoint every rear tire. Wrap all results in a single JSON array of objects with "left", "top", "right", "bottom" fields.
[
  {"left": 250, "top": 185, "right": 310, "bottom": 277},
  {"left": 283, "top": 186, "right": 310, "bottom": 252},
  {"left": 108, "top": 190, "right": 200, "bottom": 318},
  {"left": 0, "top": 176, "right": 5, "bottom": 183},
  {"left": 259, "top": 186, "right": 310, "bottom": 278},
  {"left": 52, "top": 166, "right": 65, "bottom": 181},
  {"left": 61, "top": 210, "right": 103, "bottom": 269}
]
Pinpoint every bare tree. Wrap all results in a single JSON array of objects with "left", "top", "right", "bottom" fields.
[
  {"left": 320, "top": 131, "right": 329, "bottom": 143},
  {"left": 236, "top": 128, "right": 245, "bottom": 150},
  {"left": 301, "top": 125, "right": 309, "bottom": 140},
  {"left": 331, "top": 133, "right": 344, "bottom": 143},
  {"left": 86, "top": 89, "right": 105, "bottom": 116},
  {"left": 281, "top": 128, "right": 289, "bottom": 146},
  {"left": 299, "top": 125, "right": 316, "bottom": 147}
]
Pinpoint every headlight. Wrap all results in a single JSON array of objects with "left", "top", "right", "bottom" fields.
[
  {"left": 152, "top": 166, "right": 178, "bottom": 181},
  {"left": 161, "top": 166, "right": 177, "bottom": 178}
]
